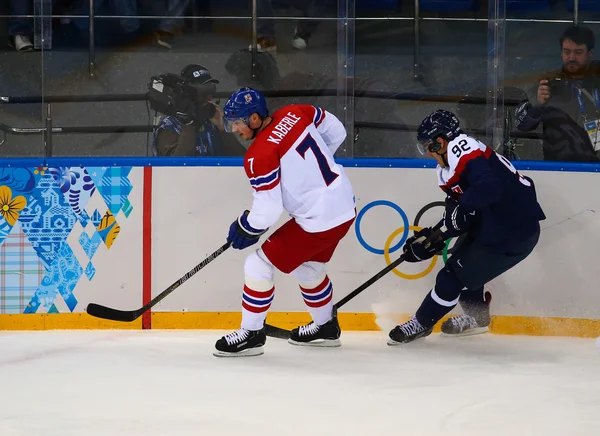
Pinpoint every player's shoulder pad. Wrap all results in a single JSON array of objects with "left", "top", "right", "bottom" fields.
[
  {"left": 446, "top": 134, "right": 488, "bottom": 173},
  {"left": 283, "top": 104, "right": 326, "bottom": 127},
  {"left": 244, "top": 142, "right": 281, "bottom": 191}
]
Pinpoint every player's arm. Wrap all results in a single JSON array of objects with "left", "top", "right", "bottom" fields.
[
  {"left": 244, "top": 148, "right": 285, "bottom": 230},
  {"left": 440, "top": 148, "right": 503, "bottom": 237},
  {"left": 247, "top": 182, "right": 284, "bottom": 230},
  {"left": 227, "top": 150, "right": 284, "bottom": 250},
  {"left": 308, "top": 106, "right": 347, "bottom": 154},
  {"left": 459, "top": 156, "right": 503, "bottom": 212}
]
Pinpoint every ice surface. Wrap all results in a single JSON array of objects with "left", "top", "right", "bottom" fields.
[{"left": 0, "top": 330, "right": 599, "bottom": 436}]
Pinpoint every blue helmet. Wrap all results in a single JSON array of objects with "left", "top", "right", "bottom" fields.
[
  {"left": 417, "top": 110, "right": 462, "bottom": 152},
  {"left": 223, "top": 87, "right": 268, "bottom": 121}
]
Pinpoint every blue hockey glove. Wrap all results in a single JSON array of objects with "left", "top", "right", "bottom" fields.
[
  {"left": 443, "top": 197, "right": 474, "bottom": 238},
  {"left": 227, "top": 210, "right": 268, "bottom": 250},
  {"left": 402, "top": 227, "right": 446, "bottom": 263}
]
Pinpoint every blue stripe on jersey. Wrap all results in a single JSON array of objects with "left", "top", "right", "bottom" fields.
[
  {"left": 249, "top": 168, "right": 279, "bottom": 187},
  {"left": 313, "top": 106, "right": 322, "bottom": 124}
]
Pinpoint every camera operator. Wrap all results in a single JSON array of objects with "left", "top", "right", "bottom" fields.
[
  {"left": 515, "top": 26, "right": 600, "bottom": 162},
  {"left": 151, "top": 64, "right": 246, "bottom": 157}
]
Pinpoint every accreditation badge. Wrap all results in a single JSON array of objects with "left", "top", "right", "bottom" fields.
[{"left": 584, "top": 119, "right": 600, "bottom": 151}]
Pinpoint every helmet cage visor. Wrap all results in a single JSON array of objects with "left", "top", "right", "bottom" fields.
[
  {"left": 224, "top": 115, "right": 250, "bottom": 133},
  {"left": 418, "top": 138, "right": 442, "bottom": 154}
]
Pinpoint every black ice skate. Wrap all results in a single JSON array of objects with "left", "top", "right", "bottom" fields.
[
  {"left": 388, "top": 316, "right": 433, "bottom": 345},
  {"left": 288, "top": 316, "right": 341, "bottom": 347},
  {"left": 441, "top": 291, "right": 492, "bottom": 337},
  {"left": 213, "top": 328, "right": 266, "bottom": 357}
]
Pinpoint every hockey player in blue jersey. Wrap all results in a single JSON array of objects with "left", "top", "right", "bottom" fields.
[{"left": 388, "top": 110, "right": 546, "bottom": 344}]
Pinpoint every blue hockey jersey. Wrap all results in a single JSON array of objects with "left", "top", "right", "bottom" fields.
[{"left": 437, "top": 134, "right": 546, "bottom": 251}]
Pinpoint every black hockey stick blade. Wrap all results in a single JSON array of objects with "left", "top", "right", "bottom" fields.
[
  {"left": 86, "top": 242, "right": 231, "bottom": 322},
  {"left": 264, "top": 323, "right": 293, "bottom": 339},
  {"left": 264, "top": 226, "right": 446, "bottom": 339}
]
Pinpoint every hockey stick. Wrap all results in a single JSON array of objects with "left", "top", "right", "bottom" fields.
[
  {"left": 263, "top": 226, "right": 446, "bottom": 339},
  {"left": 86, "top": 242, "right": 231, "bottom": 322}
]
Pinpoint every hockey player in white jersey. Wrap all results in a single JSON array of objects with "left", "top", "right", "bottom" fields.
[{"left": 214, "top": 87, "right": 356, "bottom": 357}]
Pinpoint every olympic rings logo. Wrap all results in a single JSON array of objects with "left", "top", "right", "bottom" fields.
[{"left": 354, "top": 200, "right": 453, "bottom": 280}]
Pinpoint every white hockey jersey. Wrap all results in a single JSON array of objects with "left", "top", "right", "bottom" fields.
[
  {"left": 435, "top": 134, "right": 494, "bottom": 193},
  {"left": 244, "top": 104, "right": 356, "bottom": 233}
]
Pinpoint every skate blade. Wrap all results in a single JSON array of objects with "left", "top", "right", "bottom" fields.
[
  {"left": 213, "top": 346, "right": 264, "bottom": 358},
  {"left": 387, "top": 330, "right": 433, "bottom": 346},
  {"left": 287, "top": 338, "right": 341, "bottom": 348},
  {"left": 387, "top": 338, "right": 423, "bottom": 346},
  {"left": 440, "top": 326, "right": 489, "bottom": 338},
  {"left": 387, "top": 337, "right": 429, "bottom": 346}
]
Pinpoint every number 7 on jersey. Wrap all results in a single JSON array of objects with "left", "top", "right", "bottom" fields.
[{"left": 296, "top": 134, "right": 339, "bottom": 186}]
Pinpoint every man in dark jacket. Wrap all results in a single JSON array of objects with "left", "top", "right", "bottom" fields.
[
  {"left": 153, "top": 64, "right": 246, "bottom": 157},
  {"left": 516, "top": 26, "right": 600, "bottom": 162}
]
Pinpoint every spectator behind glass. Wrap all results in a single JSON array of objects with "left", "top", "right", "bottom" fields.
[
  {"left": 516, "top": 26, "right": 600, "bottom": 162},
  {"left": 251, "top": 0, "right": 334, "bottom": 53},
  {"left": 153, "top": 64, "right": 246, "bottom": 157},
  {"left": 8, "top": 0, "right": 39, "bottom": 51},
  {"left": 118, "top": 0, "right": 190, "bottom": 49},
  {"left": 67, "top": 0, "right": 189, "bottom": 49}
]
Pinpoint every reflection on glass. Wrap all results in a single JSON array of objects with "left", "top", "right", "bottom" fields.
[{"left": 0, "top": 0, "right": 596, "bottom": 163}]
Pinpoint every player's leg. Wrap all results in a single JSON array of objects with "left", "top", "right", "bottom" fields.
[
  {"left": 261, "top": 218, "right": 354, "bottom": 346},
  {"left": 213, "top": 249, "right": 274, "bottom": 357},
  {"left": 433, "top": 233, "right": 491, "bottom": 336},
  {"left": 431, "top": 234, "right": 491, "bottom": 336},
  {"left": 388, "top": 263, "right": 461, "bottom": 345},
  {"left": 387, "top": 232, "right": 477, "bottom": 344},
  {"left": 288, "top": 261, "right": 341, "bottom": 347},
  {"left": 287, "top": 219, "right": 354, "bottom": 346},
  {"left": 440, "top": 286, "right": 492, "bottom": 337},
  {"left": 388, "top": 227, "right": 540, "bottom": 345},
  {"left": 440, "top": 228, "right": 540, "bottom": 337}
]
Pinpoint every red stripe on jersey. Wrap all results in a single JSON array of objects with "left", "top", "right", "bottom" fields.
[
  {"left": 315, "top": 108, "right": 326, "bottom": 127},
  {"left": 446, "top": 148, "right": 489, "bottom": 187},
  {"left": 243, "top": 285, "right": 275, "bottom": 299},
  {"left": 252, "top": 178, "right": 280, "bottom": 192},
  {"left": 299, "top": 276, "right": 330, "bottom": 295},
  {"left": 303, "top": 291, "right": 333, "bottom": 308}
]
